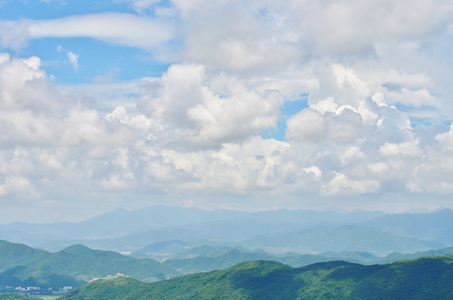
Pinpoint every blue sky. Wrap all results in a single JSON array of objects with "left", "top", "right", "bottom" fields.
[
  {"left": 1, "top": 0, "right": 453, "bottom": 222},
  {"left": 2, "top": 1, "right": 172, "bottom": 83}
]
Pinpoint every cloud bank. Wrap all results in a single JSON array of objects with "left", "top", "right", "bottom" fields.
[{"left": 0, "top": 0, "right": 453, "bottom": 221}]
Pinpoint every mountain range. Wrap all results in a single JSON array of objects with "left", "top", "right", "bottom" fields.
[
  {"left": 1, "top": 205, "right": 453, "bottom": 295},
  {"left": 2, "top": 237, "right": 453, "bottom": 292},
  {"left": 1, "top": 206, "right": 451, "bottom": 257}
]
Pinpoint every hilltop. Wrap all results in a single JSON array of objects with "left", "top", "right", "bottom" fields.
[
  {"left": 0, "top": 240, "right": 178, "bottom": 292},
  {"left": 61, "top": 254, "right": 453, "bottom": 299}
]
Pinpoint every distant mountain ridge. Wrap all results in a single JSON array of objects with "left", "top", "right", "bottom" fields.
[
  {"left": 0, "top": 205, "right": 386, "bottom": 241},
  {"left": 0, "top": 206, "right": 245, "bottom": 241},
  {"left": 0, "top": 206, "right": 452, "bottom": 256},
  {"left": 238, "top": 225, "right": 440, "bottom": 255},
  {"left": 362, "top": 208, "right": 453, "bottom": 245}
]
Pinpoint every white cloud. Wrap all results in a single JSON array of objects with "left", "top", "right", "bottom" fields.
[
  {"left": 139, "top": 64, "right": 283, "bottom": 148},
  {"left": 0, "top": 20, "right": 32, "bottom": 51},
  {"left": 0, "top": 176, "right": 37, "bottom": 199},
  {"left": 308, "top": 63, "right": 370, "bottom": 109},
  {"left": 149, "top": 136, "right": 293, "bottom": 193},
  {"left": 67, "top": 51, "right": 79, "bottom": 72},
  {"left": 285, "top": 105, "right": 365, "bottom": 145},
  {"left": 327, "top": 107, "right": 365, "bottom": 144},
  {"left": 164, "top": 0, "right": 453, "bottom": 74},
  {"left": 379, "top": 140, "right": 422, "bottom": 157},
  {"left": 435, "top": 124, "right": 453, "bottom": 151},
  {"left": 0, "top": 13, "right": 176, "bottom": 58},
  {"left": 340, "top": 146, "right": 364, "bottom": 166},
  {"left": 0, "top": 54, "right": 139, "bottom": 204},
  {"left": 1, "top": 0, "right": 453, "bottom": 220},
  {"left": 286, "top": 109, "right": 326, "bottom": 142},
  {"left": 56, "top": 45, "right": 79, "bottom": 72},
  {"left": 322, "top": 172, "right": 380, "bottom": 196},
  {"left": 404, "top": 126, "right": 453, "bottom": 194},
  {"left": 311, "top": 97, "right": 337, "bottom": 114}
]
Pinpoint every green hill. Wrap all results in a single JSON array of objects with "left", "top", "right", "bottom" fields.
[
  {"left": 163, "top": 248, "right": 337, "bottom": 275},
  {"left": 0, "top": 240, "right": 178, "bottom": 289},
  {"left": 61, "top": 255, "right": 453, "bottom": 299},
  {"left": 159, "top": 244, "right": 453, "bottom": 275},
  {"left": 0, "top": 240, "right": 49, "bottom": 270}
]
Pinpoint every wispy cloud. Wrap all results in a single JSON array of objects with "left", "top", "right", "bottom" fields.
[
  {"left": 56, "top": 45, "right": 79, "bottom": 72},
  {"left": 66, "top": 51, "right": 79, "bottom": 72},
  {"left": 0, "top": 13, "right": 176, "bottom": 57}
]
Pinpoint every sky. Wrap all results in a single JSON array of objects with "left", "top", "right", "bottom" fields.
[{"left": 1, "top": 0, "right": 453, "bottom": 223}]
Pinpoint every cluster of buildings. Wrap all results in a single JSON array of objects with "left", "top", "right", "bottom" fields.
[
  {"left": 89, "top": 272, "right": 129, "bottom": 282},
  {"left": 0, "top": 285, "right": 72, "bottom": 296}
]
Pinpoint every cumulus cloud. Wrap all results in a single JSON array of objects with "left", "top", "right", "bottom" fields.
[
  {"left": 2, "top": 0, "right": 453, "bottom": 220},
  {"left": 0, "top": 176, "right": 37, "bottom": 199},
  {"left": 285, "top": 105, "right": 365, "bottom": 145},
  {"left": 1, "top": 50, "right": 451, "bottom": 214},
  {"left": 286, "top": 109, "right": 326, "bottom": 142},
  {"left": 379, "top": 140, "right": 422, "bottom": 157},
  {"left": 139, "top": 64, "right": 283, "bottom": 148},
  {"left": 164, "top": 0, "right": 453, "bottom": 73},
  {"left": 404, "top": 124, "right": 453, "bottom": 194},
  {"left": 148, "top": 137, "right": 293, "bottom": 193},
  {"left": 322, "top": 172, "right": 380, "bottom": 196},
  {"left": 0, "top": 55, "right": 72, "bottom": 114},
  {"left": 0, "top": 55, "right": 139, "bottom": 207}
]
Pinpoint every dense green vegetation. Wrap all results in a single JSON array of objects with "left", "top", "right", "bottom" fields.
[
  {"left": 61, "top": 254, "right": 453, "bottom": 299},
  {"left": 0, "top": 241, "right": 178, "bottom": 289},
  {"left": 154, "top": 244, "right": 453, "bottom": 274},
  {"left": 3, "top": 236, "right": 453, "bottom": 295},
  {"left": 162, "top": 248, "right": 335, "bottom": 275}
]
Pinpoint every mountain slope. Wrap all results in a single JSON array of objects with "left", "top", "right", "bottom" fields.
[
  {"left": 61, "top": 255, "right": 453, "bottom": 299},
  {"left": 162, "top": 247, "right": 344, "bottom": 275},
  {"left": 148, "top": 243, "right": 453, "bottom": 274},
  {"left": 362, "top": 208, "right": 453, "bottom": 245},
  {"left": 0, "top": 239, "right": 49, "bottom": 270},
  {"left": 239, "top": 225, "right": 439, "bottom": 255},
  {"left": 0, "top": 240, "right": 178, "bottom": 289}
]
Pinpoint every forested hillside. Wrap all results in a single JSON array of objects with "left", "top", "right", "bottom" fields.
[
  {"left": 0, "top": 240, "right": 177, "bottom": 290},
  {"left": 61, "top": 255, "right": 453, "bottom": 299}
]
